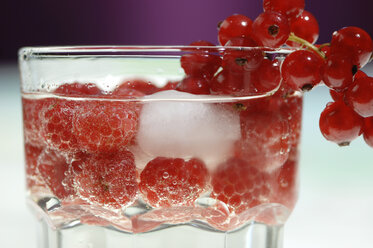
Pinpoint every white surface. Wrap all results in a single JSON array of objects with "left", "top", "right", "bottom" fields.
[{"left": 1, "top": 63, "right": 373, "bottom": 247}]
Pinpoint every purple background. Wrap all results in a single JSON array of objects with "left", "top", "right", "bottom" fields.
[{"left": 2, "top": 0, "right": 373, "bottom": 61}]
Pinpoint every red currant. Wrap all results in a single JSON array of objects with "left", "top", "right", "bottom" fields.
[
  {"left": 319, "top": 101, "right": 363, "bottom": 146},
  {"left": 322, "top": 53, "right": 356, "bottom": 91},
  {"left": 252, "top": 12, "right": 291, "bottom": 48},
  {"left": 363, "top": 117, "right": 373, "bottom": 147},
  {"left": 210, "top": 70, "right": 252, "bottom": 95},
  {"left": 329, "top": 89, "right": 344, "bottom": 102},
  {"left": 330, "top": 26, "right": 373, "bottom": 68},
  {"left": 281, "top": 50, "right": 323, "bottom": 91},
  {"left": 218, "top": 14, "right": 253, "bottom": 46},
  {"left": 180, "top": 41, "right": 221, "bottom": 79},
  {"left": 345, "top": 77, "right": 373, "bottom": 117},
  {"left": 251, "top": 59, "right": 281, "bottom": 93},
  {"left": 286, "top": 10, "right": 319, "bottom": 48},
  {"left": 176, "top": 76, "right": 211, "bottom": 95},
  {"left": 355, "top": 70, "right": 368, "bottom": 80},
  {"left": 263, "top": 0, "right": 305, "bottom": 22}
]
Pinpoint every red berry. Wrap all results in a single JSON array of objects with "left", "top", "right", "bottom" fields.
[
  {"left": 218, "top": 14, "right": 253, "bottom": 46},
  {"left": 22, "top": 98, "right": 49, "bottom": 146},
  {"left": 180, "top": 41, "right": 221, "bottom": 79},
  {"left": 74, "top": 151, "right": 138, "bottom": 209},
  {"left": 322, "top": 53, "right": 356, "bottom": 91},
  {"left": 139, "top": 157, "right": 209, "bottom": 207},
  {"left": 211, "top": 158, "right": 274, "bottom": 214},
  {"left": 319, "top": 101, "right": 363, "bottom": 145},
  {"left": 37, "top": 149, "right": 75, "bottom": 199},
  {"left": 115, "top": 80, "right": 158, "bottom": 95},
  {"left": 252, "top": 12, "right": 291, "bottom": 48},
  {"left": 210, "top": 70, "right": 252, "bottom": 95},
  {"left": 73, "top": 100, "right": 139, "bottom": 153},
  {"left": 41, "top": 99, "right": 79, "bottom": 152},
  {"left": 263, "top": 0, "right": 305, "bottom": 22},
  {"left": 286, "top": 10, "right": 319, "bottom": 47},
  {"left": 236, "top": 110, "right": 290, "bottom": 172},
  {"left": 329, "top": 89, "right": 344, "bottom": 102},
  {"left": 54, "top": 82, "right": 102, "bottom": 96},
  {"left": 251, "top": 59, "right": 281, "bottom": 93},
  {"left": 319, "top": 45, "right": 331, "bottom": 58},
  {"left": 176, "top": 76, "right": 211, "bottom": 95},
  {"left": 355, "top": 70, "right": 368, "bottom": 80},
  {"left": 363, "top": 117, "right": 373, "bottom": 147},
  {"left": 281, "top": 50, "right": 323, "bottom": 91},
  {"left": 160, "top": 81, "right": 179, "bottom": 91},
  {"left": 330, "top": 26, "right": 373, "bottom": 68},
  {"left": 111, "top": 86, "right": 145, "bottom": 98},
  {"left": 345, "top": 77, "right": 373, "bottom": 117},
  {"left": 24, "top": 143, "right": 43, "bottom": 188},
  {"left": 222, "top": 42, "right": 264, "bottom": 74}
]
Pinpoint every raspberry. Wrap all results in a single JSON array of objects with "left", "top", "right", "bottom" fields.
[
  {"left": 236, "top": 110, "right": 290, "bottom": 172},
  {"left": 54, "top": 82, "right": 102, "bottom": 96},
  {"left": 211, "top": 158, "right": 274, "bottom": 214},
  {"left": 139, "top": 157, "right": 209, "bottom": 207},
  {"left": 345, "top": 77, "right": 373, "bottom": 117},
  {"left": 115, "top": 80, "right": 158, "bottom": 95},
  {"left": 37, "top": 149, "right": 75, "bottom": 199},
  {"left": 319, "top": 101, "right": 363, "bottom": 146},
  {"left": 22, "top": 98, "right": 49, "bottom": 146},
  {"left": 73, "top": 100, "right": 139, "bottom": 153},
  {"left": 24, "top": 143, "right": 43, "bottom": 188},
  {"left": 180, "top": 41, "right": 221, "bottom": 79},
  {"left": 218, "top": 14, "right": 253, "bottom": 46},
  {"left": 74, "top": 151, "right": 138, "bottom": 209},
  {"left": 176, "top": 76, "right": 210, "bottom": 95},
  {"left": 363, "top": 117, "right": 373, "bottom": 147},
  {"left": 41, "top": 99, "right": 79, "bottom": 152},
  {"left": 281, "top": 49, "right": 323, "bottom": 91}
]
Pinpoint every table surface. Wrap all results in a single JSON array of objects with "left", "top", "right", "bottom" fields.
[{"left": 1, "top": 63, "right": 372, "bottom": 248}]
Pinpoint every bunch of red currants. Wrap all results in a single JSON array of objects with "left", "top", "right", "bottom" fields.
[{"left": 175, "top": 0, "right": 373, "bottom": 148}]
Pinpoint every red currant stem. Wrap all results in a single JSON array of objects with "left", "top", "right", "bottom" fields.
[
  {"left": 287, "top": 33, "right": 326, "bottom": 59},
  {"left": 318, "top": 43, "right": 331, "bottom": 50}
]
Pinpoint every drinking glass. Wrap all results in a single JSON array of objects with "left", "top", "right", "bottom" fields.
[{"left": 19, "top": 46, "right": 301, "bottom": 248}]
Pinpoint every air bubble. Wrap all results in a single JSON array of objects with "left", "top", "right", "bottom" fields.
[{"left": 162, "top": 172, "right": 169, "bottom": 179}]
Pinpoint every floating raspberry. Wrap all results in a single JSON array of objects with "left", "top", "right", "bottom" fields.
[
  {"left": 211, "top": 158, "right": 274, "bottom": 214},
  {"left": 41, "top": 99, "right": 78, "bottom": 152},
  {"left": 236, "top": 110, "right": 290, "bottom": 172},
  {"left": 115, "top": 79, "right": 158, "bottom": 95},
  {"left": 37, "top": 149, "right": 75, "bottom": 199},
  {"left": 24, "top": 143, "right": 44, "bottom": 188},
  {"left": 139, "top": 157, "right": 209, "bottom": 207},
  {"left": 73, "top": 100, "right": 139, "bottom": 153},
  {"left": 74, "top": 151, "right": 138, "bottom": 209}
]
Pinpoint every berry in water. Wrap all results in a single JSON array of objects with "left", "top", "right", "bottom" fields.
[
  {"left": 211, "top": 158, "right": 274, "bottom": 214},
  {"left": 218, "top": 14, "right": 253, "bottom": 46},
  {"left": 345, "top": 76, "right": 373, "bottom": 117},
  {"left": 22, "top": 98, "right": 48, "bottom": 147},
  {"left": 322, "top": 53, "right": 356, "bottom": 91},
  {"left": 73, "top": 100, "right": 139, "bottom": 153},
  {"left": 263, "top": 0, "right": 305, "bottom": 22},
  {"left": 180, "top": 40, "right": 221, "bottom": 79},
  {"left": 251, "top": 59, "right": 281, "bottom": 93},
  {"left": 24, "top": 143, "right": 43, "bottom": 187},
  {"left": 363, "top": 117, "right": 373, "bottom": 147},
  {"left": 319, "top": 101, "right": 363, "bottom": 146},
  {"left": 74, "top": 151, "right": 138, "bottom": 209},
  {"left": 210, "top": 70, "right": 252, "bottom": 95},
  {"left": 281, "top": 50, "right": 323, "bottom": 91},
  {"left": 286, "top": 10, "right": 319, "bottom": 47},
  {"left": 252, "top": 12, "right": 291, "bottom": 48},
  {"left": 54, "top": 82, "right": 102, "bottom": 96},
  {"left": 330, "top": 26, "right": 373, "bottom": 68},
  {"left": 115, "top": 80, "right": 158, "bottom": 95},
  {"left": 139, "top": 157, "right": 209, "bottom": 207},
  {"left": 176, "top": 76, "right": 211, "bottom": 95}
]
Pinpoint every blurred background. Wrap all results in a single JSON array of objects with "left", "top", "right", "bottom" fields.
[{"left": 1, "top": 0, "right": 373, "bottom": 248}]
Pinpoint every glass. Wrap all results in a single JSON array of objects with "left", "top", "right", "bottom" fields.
[{"left": 19, "top": 46, "right": 301, "bottom": 248}]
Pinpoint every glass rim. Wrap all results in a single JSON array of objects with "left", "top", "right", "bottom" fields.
[{"left": 19, "top": 45, "right": 294, "bottom": 58}]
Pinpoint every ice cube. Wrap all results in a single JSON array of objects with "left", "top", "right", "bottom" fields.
[{"left": 137, "top": 90, "right": 241, "bottom": 170}]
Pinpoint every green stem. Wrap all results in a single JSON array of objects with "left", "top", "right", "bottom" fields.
[{"left": 287, "top": 33, "right": 326, "bottom": 59}]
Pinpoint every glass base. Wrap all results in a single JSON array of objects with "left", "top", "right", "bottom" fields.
[{"left": 36, "top": 217, "right": 284, "bottom": 248}]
